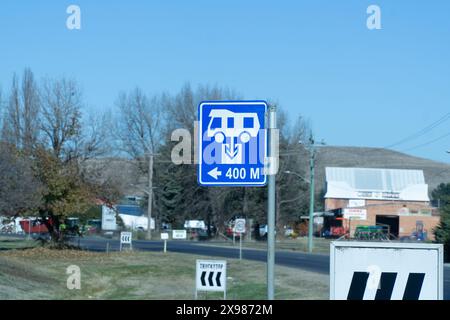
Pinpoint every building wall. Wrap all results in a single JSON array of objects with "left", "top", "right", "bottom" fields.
[
  {"left": 325, "top": 198, "right": 348, "bottom": 211},
  {"left": 325, "top": 197, "right": 440, "bottom": 240}
]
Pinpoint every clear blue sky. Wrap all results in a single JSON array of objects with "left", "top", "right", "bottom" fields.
[{"left": 1, "top": 0, "right": 449, "bottom": 162}]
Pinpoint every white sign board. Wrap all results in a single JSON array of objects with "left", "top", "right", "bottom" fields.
[
  {"left": 196, "top": 260, "right": 227, "bottom": 294},
  {"left": 161, "top": 232, "right": 169, "bottom": 240},
  {"left": 330, "top": 241, "right": 443, "bottom": 300},
  {"left": 101, "top": 205, "right": 117, "bottom": 231},
  {"left": 234, "top": 219, "right": 246, "bottom": 233},
  {"left": 172, "top": 229, "right": 187, "bottom": 240},
  {"left": 120, "top": 232, "right": 132, "bottom": 244},
  {"left": 343, "top": 208, "right": 367, "bottom": 220},
  {"left": 348, "top": 199, "right": 366, "bottom": 208}
]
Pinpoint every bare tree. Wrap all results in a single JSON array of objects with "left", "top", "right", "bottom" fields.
[
  {"left": 114, "top": 87, "right": 165, "bottom": 238},
  {"left": 39, "top": 77, "right": 109, "bottom": 163},
  {"left": 1, "top": 69, "right": 40, "bottom": 153},
  {"left": 276, "top": 111, "right": 312, "bottom": 231},
  {"left": 164, "top": 83, "right": 240, "bottom": 131},
  {"left": 79, "top": 111, "right": 113, "bottom": 160},
  {"left": 115, "top": 88, "right": 164, "bottom": 162},
  {"left": 39, "top": 77, "right": 83, "bottom": 161}
]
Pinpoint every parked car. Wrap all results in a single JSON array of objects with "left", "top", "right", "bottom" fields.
[
  {"left": 86, "top": 219, "right": 102, "bottom": 234},
  {"left": 196, "top": 228, "right": 210, "bottom": 241}
]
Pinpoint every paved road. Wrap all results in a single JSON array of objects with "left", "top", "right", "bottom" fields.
[
  {"left": 78, "top": 237, "right": 330, "bottom": 274},
  {"left": 77, "top": 237, "right": 450, "bottom": 300}
]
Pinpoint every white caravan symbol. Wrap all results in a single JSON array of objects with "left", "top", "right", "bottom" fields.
[
  {"left": 207, "top": 110, "right": 260, "bottom": 143},
  {"left": 206, "top": 109, "right": 260, "bottom": 165}
]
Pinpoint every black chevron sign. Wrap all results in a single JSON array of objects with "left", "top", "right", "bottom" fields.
[
  {"left": 347, "top": 271, "right": 425, "bottom": 300},
  {"left": 200, "top": 271, "right": 222, "bottom": 288},
  {"left": 196, "top": 260, "right": 227, "bottom": 294},
  {"left": 120, "top": 232, "right": 132, "bottom": 243}
]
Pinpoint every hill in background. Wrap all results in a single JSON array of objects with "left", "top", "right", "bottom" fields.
[{"left": 86, "top": 146, "right": 450, "bottom": 200}]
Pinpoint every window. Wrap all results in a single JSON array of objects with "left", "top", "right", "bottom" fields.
[
  {"left": 227, "top": 117, "right": 234, "bottom": 128},
  {"left": 210, "top": 117, "right": 221, "bottom": 129},
  {"left": 244, "top": 117, "right": 254, "bottom": 128}
]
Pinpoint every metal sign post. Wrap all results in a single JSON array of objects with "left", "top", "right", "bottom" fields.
[
  {"left": 161, "top": 232, "right": 169, "bottom": 253},
  {"left": 239, "top": 233, "right": 242, "bottom": 260},
  {"left": 234, "top": 219, "right": 246, "bottom": 261},
  {"left": 266, "top": 106, "right": 277, "bottom": 300}
]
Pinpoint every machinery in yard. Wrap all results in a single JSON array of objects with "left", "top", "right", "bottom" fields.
[{"left": 354, "top": 225, "right": 390, "bottom": 240}]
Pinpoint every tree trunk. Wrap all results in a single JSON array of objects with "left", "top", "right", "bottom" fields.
[
  {"left": 243, "top": 187, "right": 248, "bottom": 217},
  {"left": 41, "top": 212, "right": 60, "bottom": 244}
]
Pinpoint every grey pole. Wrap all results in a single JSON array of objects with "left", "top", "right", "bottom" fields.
[
  {"left": 308, "top": 135, "right": 315, "bottom": 253},
  {"left": 147, "top": 153, "right": 153, "bottom": 240},
  {"left": 267, "top": 105, "right": 277, "bottom": 300},
  {"left": 239, "top": 234, "right": 242, "bottom": 260}
]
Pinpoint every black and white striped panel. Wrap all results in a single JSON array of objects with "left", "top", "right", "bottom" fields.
[{"left": 347, "top": 272, "right": 425, "bottom": 300}]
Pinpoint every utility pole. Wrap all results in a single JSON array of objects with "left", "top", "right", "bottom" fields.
[
  {"left": 308, "top": 134, "right": 315, "bottom": 253},
  {"left": 267, "top": 105, "right": 277, "bottom": 300},
  {"left": 147, "top": 153, "right": 153, "bottom": 240}
]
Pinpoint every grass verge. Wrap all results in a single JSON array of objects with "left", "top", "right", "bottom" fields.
[{"left": 0, "top": 242, "right": 328, "bottom": 300}]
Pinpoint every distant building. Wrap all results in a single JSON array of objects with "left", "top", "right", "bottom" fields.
[
  {"left": 115, "top": 196, "right": 154, "bottom": 231},
  {"left": 323, "top": 167, "right": 440, "bottom": 240}
]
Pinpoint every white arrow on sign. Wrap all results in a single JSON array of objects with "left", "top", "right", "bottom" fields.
[{"left": 208, "top": 167, "right": 222, "bottom": 180}]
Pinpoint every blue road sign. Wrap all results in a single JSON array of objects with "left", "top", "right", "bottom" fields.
[{"left": 198, "top": 101, "right": 267, "bottom": 186}]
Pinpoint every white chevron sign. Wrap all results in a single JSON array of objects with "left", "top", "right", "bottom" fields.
[{"left": 195, "top": 260, "right": 227, "bottom": 299}]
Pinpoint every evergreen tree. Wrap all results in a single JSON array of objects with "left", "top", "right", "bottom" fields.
[{"left": 432, "top": 183, "right": 450, "bottom": 261}]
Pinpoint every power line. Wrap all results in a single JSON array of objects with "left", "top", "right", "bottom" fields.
[
  {"left": 384, "top": 112, "right": 450, "bottom": 149},
  {"left": 402, "top": 131, "right": 450, "bottom": 152}
]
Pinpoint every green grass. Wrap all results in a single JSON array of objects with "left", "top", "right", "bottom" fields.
[
  {"left": 0, "top": 241, "right": 329, "bottom": 300},
  {"left": 0, "top": 237, "right": 37, "bottom": 250},
  {"left": 201, "top": 237, "right": 331, "bottom": 254}
]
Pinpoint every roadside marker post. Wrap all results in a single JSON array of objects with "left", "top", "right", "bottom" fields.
[
  {"left": 161, "top": 232, "right": 169, "bottom": 253},
  {"left": 195, "top": 260, "right": 227, "bottom": 300},
  {"left": 234, "top": 219, "right": 246, "bottom": 260},
  {"left": 120, "top": 231, "right": 132, "bottom": 251}
]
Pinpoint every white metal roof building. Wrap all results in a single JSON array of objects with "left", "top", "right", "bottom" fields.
[{"left": 324, "top": 167, "right": 430, "bottom": 202}]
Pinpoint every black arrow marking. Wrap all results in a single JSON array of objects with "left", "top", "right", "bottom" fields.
[
  {"left": 403, "top": 273, "right": 425, "bottom": 300},
  {"left": 374, "top": 272, "right": 397, "bottom": 300},
  {"left": 216, "top": 272, "right": 222, "bottom": 287},
  {"left": 208, "top": 272, "right": 214, "bottom": 286},
  {"left": 201, "top": 271, "right": 207, "bottom": 286},
  {"left": 347, "top": 272, "right": 369, "bottom": 300}
]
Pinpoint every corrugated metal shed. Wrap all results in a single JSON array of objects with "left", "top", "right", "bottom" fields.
[{"left": 325, "top": 167, "right": 429, "bottom": 201}]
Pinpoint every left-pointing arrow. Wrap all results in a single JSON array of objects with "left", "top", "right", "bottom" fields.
[
  {"left": 201, "top": 271, "right": 207, "bottom": 286},
  {"left": 208, "top": 272, "right": 214, "bottom": 286},
  {"left": 208, "top": 167, "right": 222, "bottom": 180}
]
